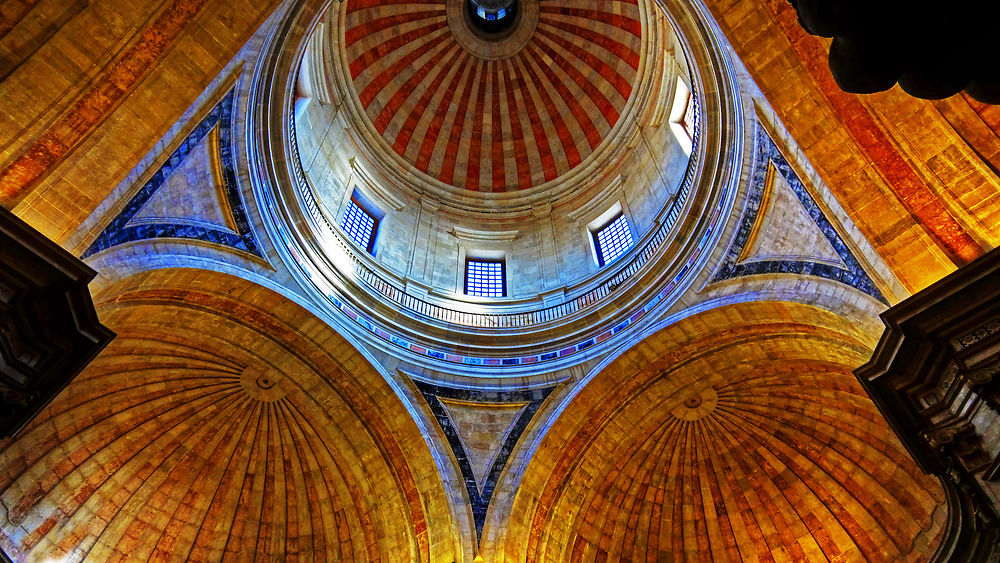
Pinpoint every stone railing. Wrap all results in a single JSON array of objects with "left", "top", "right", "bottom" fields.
[{"left": 287, "top": 98, "right": 700, "bottom": 330}]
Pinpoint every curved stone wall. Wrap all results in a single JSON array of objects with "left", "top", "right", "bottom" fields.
[{"left": 255, "top": 0, "right": 748, "bottom": 377}]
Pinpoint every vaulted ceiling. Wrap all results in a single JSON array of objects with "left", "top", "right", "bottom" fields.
[
  {"left": 501, "top": 302, "right": 946, "bottom": 561},
  {"left": 702, "top": 0, "right": 1000, "bottom": 292},
  {"left": 0, "top": 269, "right": 457, "bottom": 561},
  {"left": 0, "top": 0, "right": 997, "bottom": 561}
]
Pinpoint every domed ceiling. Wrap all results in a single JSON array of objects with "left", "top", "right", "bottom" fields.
[
  {"left": 502, "top": 303, "right": 947, "bottom": 561},
  {"left": 342, "top": 0, "right": 643, "bottom": 192},
  {"left": 0, "top": 271, "right": 456, "bottom": 561}
]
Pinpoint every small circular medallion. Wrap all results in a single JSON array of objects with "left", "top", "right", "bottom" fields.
[
  {"left": 240, "top": 366, "right": 286, "bottom": 402},
  {"left": 671, "top": 387, "right": 719, "bottom": 421},
  {"left": 683, "top": 395, "right": 703, "bottom": 409}
]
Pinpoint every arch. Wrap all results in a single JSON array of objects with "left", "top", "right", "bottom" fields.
[
  {"left": 500, "top": 300, "right": 946, "bottom": 561},
  {"left": 0, "top": 268, "right": 458, "bottom": 562}
]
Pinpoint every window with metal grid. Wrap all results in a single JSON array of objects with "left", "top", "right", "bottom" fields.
[
  {"left": 341, "top": 198, "right": 378, "bottom": 254},
  {"left": 594, "top": 212, "right": 633, "bottom": 267},
  {"left": 465, "top": 259, "right": 506, "bottom": 297}
]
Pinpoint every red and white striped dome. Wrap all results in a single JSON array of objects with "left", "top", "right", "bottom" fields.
[{"left": 342, "top": 0, "right": 643, "bottom": 192}]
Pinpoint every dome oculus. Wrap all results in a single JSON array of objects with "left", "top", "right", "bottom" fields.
[{"left": 467, "top": 0, "right": 518, "bottom": 34}]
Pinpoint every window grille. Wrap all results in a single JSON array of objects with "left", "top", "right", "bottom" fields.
[
  {"left": 594, "top": 213, "right": 633, "bottom": 267},
  {"left": 465, "top": 259, "right": 506, "bottom": 297},
  {"left": 341, "top": 197, "right": 378, "bottom": 254}
]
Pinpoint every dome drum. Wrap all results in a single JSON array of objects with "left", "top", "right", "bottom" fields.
[{"left": 249, "top": 0, "right": 750, "bottom": 377}]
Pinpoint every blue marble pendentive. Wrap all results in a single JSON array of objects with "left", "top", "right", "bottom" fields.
[
  {"left": 83, "top": 88, "right": 262, "bottom": 259},
  {"left": 413, "top": 380, "right": 555, "bottom": 543},
  {"left": 712, "top": 124, "right": 887, "bottom": 304}
]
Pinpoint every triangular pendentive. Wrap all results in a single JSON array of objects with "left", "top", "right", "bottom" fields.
[
  {"left": 737, "top": 161, "right": 846, "bottom": 268},
  {"left": 413, "top": 380, "right": 554, "bottom": 544},
  {"left": 712, "top": 124, "right": 886, "bottom": 303},
  {"left": 439, "top": 398, "right": 529, "bottom": 492},
  {"left": 83, "top": 88, "right": 261, "bottom": 258},
  {"left": 129, "top": 124, "right": 238, "bottom": 233}
]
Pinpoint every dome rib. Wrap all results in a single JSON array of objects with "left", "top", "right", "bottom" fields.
[
  {"left": 526, "top": 40, "right": 613, "bottom": 144},
  {"left": 387, "top": 46, "right": 466, "bottom": 156},
  {"left": 499, "top": 60, "right": 533, "bottom": 187},
  {"left": 422, "top": 55, "right": 476, "bottom": 178},
  {"left": 510, "top": 53, "right": 564, "bottom": 179},
  {"left": 536, "top": 17, "right": 640, "bottom": 71}
]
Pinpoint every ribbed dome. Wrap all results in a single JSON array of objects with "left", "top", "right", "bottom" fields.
[
  {"left": 531, "top": 365, "right": 945, "bottom": 560},
  {"left": 503, "top": 303, "right": 947, "bottom": 561},
  {"left": 343, "top": 0, "right": 642, "bottom": 192},
  {"left": 0, "top": 272, "right": 453, "bottom": 562}
]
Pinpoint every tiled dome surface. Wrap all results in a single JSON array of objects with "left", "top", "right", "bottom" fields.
[{"left": 343, "top": 0, "right": 642, "bottom": 192}]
